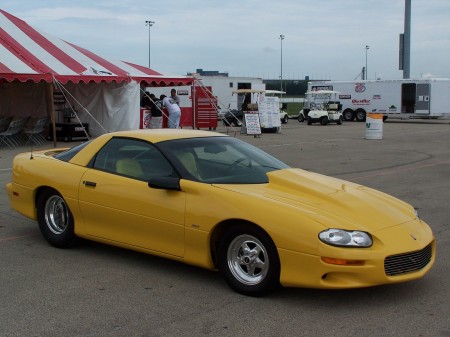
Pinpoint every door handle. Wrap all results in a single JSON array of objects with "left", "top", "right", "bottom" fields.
[{"left": 83, "top": 181, "right": 97, "bottom": 187}]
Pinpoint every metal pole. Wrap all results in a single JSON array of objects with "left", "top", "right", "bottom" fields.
[
  {"left": 145, "top": 20, "right": 155, "bottom": 68},
  {"left": 279, "top": 35, "right": 285, "bottom": 91},
  {"left": 365, "top": 45, "right": 370, "bottom": 80},
  {"left": 403, "top": 0, "right": 411, "bottom": 79}
]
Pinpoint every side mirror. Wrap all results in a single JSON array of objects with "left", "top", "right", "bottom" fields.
[{"left": 148, "top": 176, "right": 181, "bottom": 191}]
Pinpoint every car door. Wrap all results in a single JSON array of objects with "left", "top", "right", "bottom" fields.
[{"left": 78, "top": 137, "right": 185, "bottom": 257}]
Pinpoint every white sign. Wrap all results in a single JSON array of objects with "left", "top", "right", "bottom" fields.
[
  {"left": 244, "top": 113, "right": 261, "bottom": 135},
  {"left": 258, "top": 95, "right": 281, "bottom": 128}
]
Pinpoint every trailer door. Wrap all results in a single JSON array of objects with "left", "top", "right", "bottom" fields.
[
  {"left": 401, "top": 83, "right": 416, "bottom": 113},
  {"left": 415, "top": 83, "right": 430, "bottom": 115}
]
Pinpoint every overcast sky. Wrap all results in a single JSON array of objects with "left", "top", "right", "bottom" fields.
[{"left": 2, "top": 0, "right": 449, "bottom": 81}]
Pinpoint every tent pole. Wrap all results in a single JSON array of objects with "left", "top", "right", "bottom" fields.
[{"left": 47, "top": 82, "right": 57, "bottom": 147}]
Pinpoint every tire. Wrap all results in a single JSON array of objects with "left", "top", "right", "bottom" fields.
[
  {"left": 281, "top": 115, "right": 288, "bottom": 124},
  {"left": 217, "top": 225, "right": 280, "bottom": 296},
  {"left": 355, "top": 109, "right": 366, "bottom": 122},
  {"left": 343, "top": 109, "right": 355, "bottom": 121},
  {"left": 320, "top": 117, "right": 329, "bottom": 125},
  {"left": 298, "top": 114, "right": 305, "bottom": 123},
  {"left": 337, "top": 116, "right": 343, "bottom": 125},
  {"left": 307, "top": 116, "right": 313, "bottom": 125},
  {"left": 37, "top": 189, "right": 76, "bottom": 248}
]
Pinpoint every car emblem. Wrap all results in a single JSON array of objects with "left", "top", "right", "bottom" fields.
[{"left": 410, "top": 234, "right": 417, "bottom": 240}]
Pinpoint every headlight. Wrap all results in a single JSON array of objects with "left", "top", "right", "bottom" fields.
[{"left": 319, "top": 229, "right": 372, "bottom": 247}]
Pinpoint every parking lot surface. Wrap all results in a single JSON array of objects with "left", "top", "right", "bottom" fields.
[{"left": 1, "top": 119, "right": 449, "bottom": 337}]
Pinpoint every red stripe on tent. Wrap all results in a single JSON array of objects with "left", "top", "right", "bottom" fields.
[
  {"left": 123, "top": 61, "right": 162, "bottom": 76},
  {"left": 0, "top": 61, "right": 13, "bottom": 73},
  {"left": 0, "top": 27, "right": 56, "bottom": 75},
  {"left": 68, "top": 42, "right": 130, "bottom": 78},
  {"left": 1, "top": 10, "right": 86, "bottom": 75}
]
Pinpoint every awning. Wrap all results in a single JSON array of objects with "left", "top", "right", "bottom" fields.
[{"left": 0, "top": 9, "right": 193, "bottom": 86}]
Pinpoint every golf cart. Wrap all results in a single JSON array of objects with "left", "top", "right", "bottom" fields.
[
  {"left": 222, "top": 89, "right": 285, "bottom": 132},
  {"left": 298, "top": 90, "right": 343, "bottom": 125}
]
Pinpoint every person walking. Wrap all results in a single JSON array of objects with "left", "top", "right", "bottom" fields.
[{"left": 160, "top": 94, "right": 181, "bottom": 128}]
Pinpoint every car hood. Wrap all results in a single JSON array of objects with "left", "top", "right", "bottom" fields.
[{"left": 213, "top": 168, "right": 416, "bottom": 231}]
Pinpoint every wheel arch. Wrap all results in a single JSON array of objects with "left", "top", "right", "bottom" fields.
[{"left": 209, "top": 219, "right": 273, "bottom": 268}]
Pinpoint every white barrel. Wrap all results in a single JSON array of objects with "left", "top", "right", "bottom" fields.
[{"left": 365, "top": 113, "right": 383, "bottom": 140}]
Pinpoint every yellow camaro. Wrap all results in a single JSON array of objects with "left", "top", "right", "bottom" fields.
[{"left": 6, "top": 129, "right": 435, "bottom": 296}]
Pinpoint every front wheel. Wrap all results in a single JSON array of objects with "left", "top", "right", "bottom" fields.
[
  {"left": 37, "top": 189, "right": 76, "bottom": 248},
  {"left": 218, "top": 225, "right": 280, "bottom": 296}
]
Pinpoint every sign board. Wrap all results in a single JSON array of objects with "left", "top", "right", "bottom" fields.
[
  {"left": 257, "top": 95, "right": 281, "bottom": 128},
  {"left": 244, "top": 113, "right": 261, "bottom": 135}
]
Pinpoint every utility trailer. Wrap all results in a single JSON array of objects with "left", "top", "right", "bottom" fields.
[{"left": 306, "top": 79, "right": 450, "bottom": 121}]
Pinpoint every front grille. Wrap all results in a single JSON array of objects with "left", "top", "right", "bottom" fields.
[{"left": 384, "top": 243, "right": 433, "bottom": 276}]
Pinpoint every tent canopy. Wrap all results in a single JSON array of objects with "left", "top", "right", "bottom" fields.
[{"left": 0, "top": 9, "right": 192, "bottom": 86}]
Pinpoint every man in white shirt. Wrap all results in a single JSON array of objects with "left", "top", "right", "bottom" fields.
[{"left": 160, "top": 94, "right": 181, "bottom": 128}]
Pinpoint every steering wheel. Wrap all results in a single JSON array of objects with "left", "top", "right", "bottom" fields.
[{"left": 227, "top": 157, "right": 252, "bottom": 173}]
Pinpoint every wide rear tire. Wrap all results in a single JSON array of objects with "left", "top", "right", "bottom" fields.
[{"left": 37, "top": 189, "right": 76, "bottom": 248}]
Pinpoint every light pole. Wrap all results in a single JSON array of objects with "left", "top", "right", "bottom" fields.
[
  {"left": 365, "top": 45, "right": 370, "bottom": 80},
  {"left": 145, "top": 20, "right": 155, "bottom": 68},
  {"left": 279, "top": 35, "right": 285, "bottom": 92}
]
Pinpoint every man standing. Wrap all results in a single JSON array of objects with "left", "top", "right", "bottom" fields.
[
  {"left": 170, "top": 88, "right": 180, "bottom": 105},
  {"left": 149, "top": 93, "right": 163, "bottom": 129},
  {"left": 160, "top": 94, "right": 181, "bottom": 128}
]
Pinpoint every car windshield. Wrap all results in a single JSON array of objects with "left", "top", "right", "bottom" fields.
[{"left": 157, "top": 136, "right": 289, "bottom": 184}]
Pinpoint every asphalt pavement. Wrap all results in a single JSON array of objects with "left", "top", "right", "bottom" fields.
[{"left": 1, "top": 119, "right": 449, "bottom": 337}]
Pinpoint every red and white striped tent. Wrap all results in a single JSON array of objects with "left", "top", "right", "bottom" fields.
[{"left": 0, "top": 9, "right": 193, "bottom": 136}]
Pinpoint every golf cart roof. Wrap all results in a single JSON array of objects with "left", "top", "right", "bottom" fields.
[{"left": 232, "top": 89, "right": 286, "bottom": 95}]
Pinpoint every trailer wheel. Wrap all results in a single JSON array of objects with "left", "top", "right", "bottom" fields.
[
  {"left": 343, "top": 109, "right": 355, "bottom": 121},
  {"left": 355, "top": 109, "right": 366, "bottom": 122}
]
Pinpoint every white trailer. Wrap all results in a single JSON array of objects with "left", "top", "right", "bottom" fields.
[{"left": 306, "top": 79, "right": 450, "bottom": 121}]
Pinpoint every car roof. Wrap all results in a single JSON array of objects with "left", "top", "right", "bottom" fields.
[{"left": 102, "top": 129, "right": 226, "bottom": 143}]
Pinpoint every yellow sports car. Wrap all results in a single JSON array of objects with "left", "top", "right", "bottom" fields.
[{"left": 6, "top": 129, "right": 435, "bottom": 296}]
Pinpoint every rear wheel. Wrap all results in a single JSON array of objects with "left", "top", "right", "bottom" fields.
[
  {"left": 217, "top": 225, "right": 280, "bottom": 296},
  {"left": 343, "top": 109, "right": 355, "bottom": 121},
  {"left": 281, "top": 115, "right": 288, "bottom": 124},
  {"left": 37, "top": 189, "right": 76, "bottom": 248},
  {"left": 298, "top": 113, "right": 305, "bottom": 123},
  {"left": 337, "top": 116, "right": 343, "bottom": 125},
  {"left": 355, "top": 109, "right": 366, "bottom": 122},
  {"left": 307, "top": 117, "right": 313, "bottom": 125}
]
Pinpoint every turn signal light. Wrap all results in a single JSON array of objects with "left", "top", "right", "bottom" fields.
[{"left": 321, "top": 257, "right": 365, "bottom": 266}]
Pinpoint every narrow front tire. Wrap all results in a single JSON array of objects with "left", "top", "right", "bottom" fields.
[{"left": 218, "top": 225, "right": 280, "bottom": 296}]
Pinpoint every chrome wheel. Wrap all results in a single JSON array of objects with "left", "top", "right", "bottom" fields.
[
  {"left": 227, "top": 234, "right": 268, "bottom": 286},
  {"left": 44, "top": 195, "right": 70, "bottom": 235},
  {"left": 37, "top": 189, "right": 76, "bottom": 248}
]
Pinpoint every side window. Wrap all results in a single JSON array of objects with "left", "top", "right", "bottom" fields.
[{"left": 93, "top": 138, "right": 175, "bottom": 180}]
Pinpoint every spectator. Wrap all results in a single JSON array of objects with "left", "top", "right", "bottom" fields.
[
  {"left": 170, "top": 88, "right": 180, "bottom": 105},
  {"left": 160, "top": 94, "right": 181, "bottom": 128},
  {"left": 140, "top": 91, "right": 151, "bottom": 108},
  {"left": 149, "top": 94, "right": 163, "bottom": 129}
]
